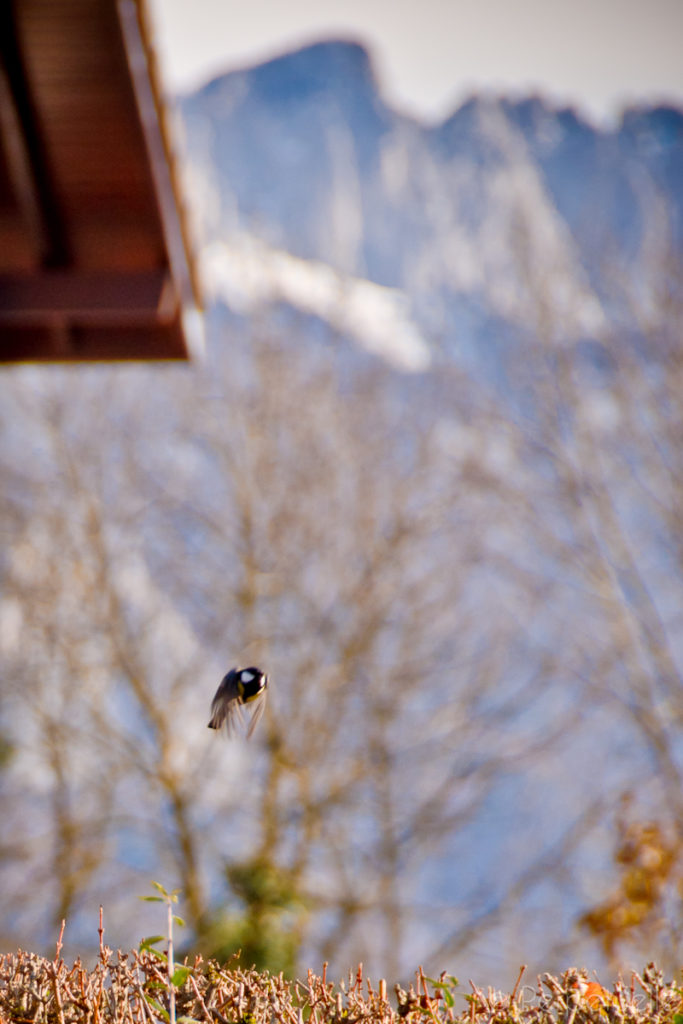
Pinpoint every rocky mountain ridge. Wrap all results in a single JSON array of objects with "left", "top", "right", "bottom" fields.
[{"left": 179, "top": 39, "right": 683, "bottom": 373}]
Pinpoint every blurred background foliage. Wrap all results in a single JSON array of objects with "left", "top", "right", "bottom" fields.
[
  {"left": 1, "top": 269, "right": 682, "bottom": 982},
  {"left": 1, "top": 59, "right": 683, "bottom": 989}
]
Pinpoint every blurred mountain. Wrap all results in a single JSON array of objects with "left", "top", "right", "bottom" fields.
[{"left": 179, "top": 39, "right": 683, "bottom": 376}]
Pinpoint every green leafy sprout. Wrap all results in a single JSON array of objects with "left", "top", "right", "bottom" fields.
[{"left": 139, "top": 882, "right": 193, "bottom": 1024}]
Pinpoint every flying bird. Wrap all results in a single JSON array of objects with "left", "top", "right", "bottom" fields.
[{"left": 208, "top": 666, "right": 268, "bottom": 738}]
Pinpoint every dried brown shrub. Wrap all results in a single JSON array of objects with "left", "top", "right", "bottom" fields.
[{"left": 0, "top": 950, "right": 681, "bottom": 1024}]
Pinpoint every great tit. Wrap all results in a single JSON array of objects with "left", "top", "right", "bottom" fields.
[{"left": 208, "top": 666, "right": 268, "bottom": 738}]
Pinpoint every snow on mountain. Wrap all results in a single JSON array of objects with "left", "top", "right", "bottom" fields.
[{"left": 199, "top": 235, "right": 432, "bottom": 372}]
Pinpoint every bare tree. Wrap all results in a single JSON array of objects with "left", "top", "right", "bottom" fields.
[
  {"left": 0, "top": 178, "right": 681, "bottom": 984},
  {"left": 0, "top": 317, "right": 591, "bottom": 980}
]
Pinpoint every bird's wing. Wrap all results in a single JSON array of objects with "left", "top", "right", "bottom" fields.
[
  {"left": 208, "top": 669, "right": 241, "bottom": 730},
  {"left": 245, "top": 688, "right": 267, "bottom": 739},
  {"left": 223, "top": 700, "right": 245, "bottom": 735}
]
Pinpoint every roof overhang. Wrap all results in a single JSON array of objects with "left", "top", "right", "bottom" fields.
[{"left": 0, "top": 0, "right": 203, "bottom": 362}]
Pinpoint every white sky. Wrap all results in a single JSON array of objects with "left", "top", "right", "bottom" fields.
[{"left": 146, "top": 0, "right": 683, "bottom": 123}]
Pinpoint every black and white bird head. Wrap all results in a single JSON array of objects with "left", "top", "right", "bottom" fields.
[{"left": 207, "top": 666, "right": 268, "bottom": 739}]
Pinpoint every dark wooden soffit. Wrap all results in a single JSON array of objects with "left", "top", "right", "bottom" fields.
[{"left": 0, "top": 0, "right": 203, "bottom": 362}]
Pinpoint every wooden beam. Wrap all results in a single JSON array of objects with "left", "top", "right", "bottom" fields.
[
  {"left": 0, "top": 268, "right": 175, "bottom": 321},
  {"left": 0, "top": 1, "right": 72, "bottom": 266},
  {"left": 0, "top": 318, "right": 189, "bottom": 362}
]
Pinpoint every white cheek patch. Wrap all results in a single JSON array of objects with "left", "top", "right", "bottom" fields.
[{"left": 241, "top": 670, "right": 255, "bottom": 683}]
